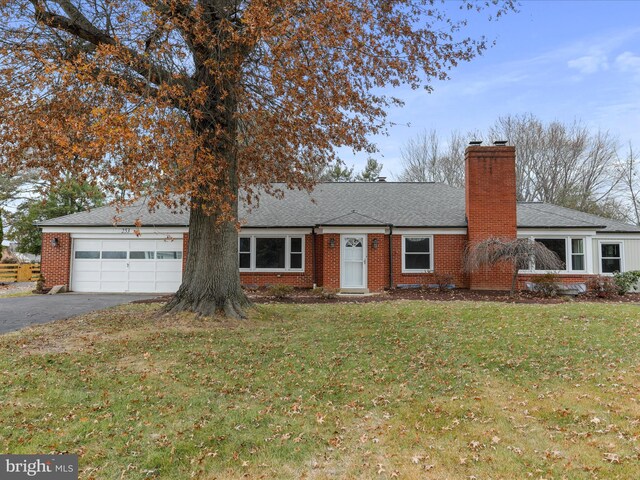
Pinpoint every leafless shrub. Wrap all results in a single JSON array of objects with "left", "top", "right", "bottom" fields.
[{"left": 464, "top": 237, "right": 565, "bottom": 296}]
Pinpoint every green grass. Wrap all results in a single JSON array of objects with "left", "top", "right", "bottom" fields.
[{"left": 1, "top": 301, "right": 639, "bottom": 479}]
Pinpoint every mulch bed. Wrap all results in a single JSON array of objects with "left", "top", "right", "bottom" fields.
[{"left": 133, "top": 288, "right": 640, "bottom": 305}]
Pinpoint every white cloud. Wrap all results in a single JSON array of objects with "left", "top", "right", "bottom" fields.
[
  {"left": 567, "top": 54, "right": 609, "bottom": 74},
  {"left": 615, "top": 51, "right": 640, "bottom": 73}
]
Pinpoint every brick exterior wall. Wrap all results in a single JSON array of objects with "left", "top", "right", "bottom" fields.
[
  {"left": 391, "top": 234, "right": 468, "bottom": 289},
  {"left": 39, "top": 228, "right": 607, "bottom": 294},
  {"left": 41, "top": 232, "right": 72, "bottom": 289},
  {"left": 320, "top": 234, "right": 341, "bottom": 289},
  {"left": 465, "top": 145, "right": 517, "bottom": 290},
  {"left": 516, "top": 273, "right": 595, "bottom": 289}
]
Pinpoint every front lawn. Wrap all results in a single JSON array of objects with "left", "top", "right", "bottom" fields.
[{"left": 1, "top": 301, "right": 639, "bottom": 479}]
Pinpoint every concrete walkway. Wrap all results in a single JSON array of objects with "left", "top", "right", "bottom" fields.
[{"left": 0, "top": 293, "right": 157, "bottom": 334}]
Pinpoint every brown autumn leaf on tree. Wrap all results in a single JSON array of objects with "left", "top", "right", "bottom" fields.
[{"left": 0, "top": 0, "right": 516, "bottom": 317}]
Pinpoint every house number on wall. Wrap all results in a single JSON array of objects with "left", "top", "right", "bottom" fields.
[{"left": 121, "top": 228, "right": 131, "bottom": 234}]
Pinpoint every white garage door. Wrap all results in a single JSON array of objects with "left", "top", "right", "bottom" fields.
[{"left": 72, "top": 238, "right": 183, "bottom": 293}]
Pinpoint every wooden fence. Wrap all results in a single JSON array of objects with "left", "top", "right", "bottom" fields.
[{"left": 0, "top": 264, "right": 41, "bottom": 283}]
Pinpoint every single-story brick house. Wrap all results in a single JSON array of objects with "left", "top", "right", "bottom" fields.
[{"left": 39, "top": 145, "right": 640, "bottom": 293}]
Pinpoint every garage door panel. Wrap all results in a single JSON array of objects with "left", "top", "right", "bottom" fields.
[
  {"left": 74, "top": 239, "right": 101, "bottom": 250},
  {"left": 129, "top": 270, "right": 155, "bottom": 281},
  {"left": 73, "top": 260, "right": 102, "bottom": 271},
  {"left": 128, "top": 281, "right": 157, "bottom": 293},
  {"left": 72, "top": 237, "right": 183, "bottom": 293},
  {"left": 102, "top": 240, "right": 130, "bottom": 250},
  {"left": 156, "top": 262, "right": 182, "bottom": 272},
  {"left": 101, "top": 271, "right": 129, "bottom": 282},
  {"left": 129, "top": 262, "right": 156, "bottom": 273},
  {"left": 157, "top": 281, "right": 181, "bottom": 292}
]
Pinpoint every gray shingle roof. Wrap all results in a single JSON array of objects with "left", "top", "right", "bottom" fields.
[{"left": 38, "top": 182, "right": 640, "bottom": 233}]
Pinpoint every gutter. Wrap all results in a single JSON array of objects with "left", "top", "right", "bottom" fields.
[{"left": 388, "top": 224, "right": 394, "bottom": 290}]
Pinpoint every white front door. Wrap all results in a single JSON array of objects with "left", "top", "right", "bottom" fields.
[{"left": 341, "top": 235, "right": 367, "bottom": 289}]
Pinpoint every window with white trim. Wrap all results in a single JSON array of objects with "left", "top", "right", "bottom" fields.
[
  {"left": 529, "top": 237, "right": 586, "bottom": 272},
  {"left": 402, "top": 236, "right": 432, "bottom": 272},
  {"left": 600, "top": 242, "right": 622, "bottom": 274},
  {"left": 238, "top": 235, "right": 305, "bottom": 271}
]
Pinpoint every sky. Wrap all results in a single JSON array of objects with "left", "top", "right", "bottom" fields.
[{"left": 342, "top": 0, "right": 640, "bottom": 179}]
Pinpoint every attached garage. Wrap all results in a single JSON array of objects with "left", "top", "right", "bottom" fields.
[{"left": 71, "top": 238, "right": 183, "bottom": 293}]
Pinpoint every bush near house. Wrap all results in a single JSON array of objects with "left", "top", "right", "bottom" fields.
[{"left": 613, "top": 270, "right": 640, "bottom": 295}]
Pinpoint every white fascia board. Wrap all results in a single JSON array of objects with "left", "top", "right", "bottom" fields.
[
  {"left": 316, "top": 226, "right": 389, "bottom": 234},
  {"left": 239, "top": 228, "right": 312, "bottom": 235},
  {"left": 42, "top": 226, "right": 187, "bottom": 237},
  {"left": 517, "top": 228, "right": 598, "bottom": 237},
  {"left": 593, "top": 234, "right": 640, "bottom": 240},
  {"left": 392, "top": 228, "right": 467, "bottom": 235}
]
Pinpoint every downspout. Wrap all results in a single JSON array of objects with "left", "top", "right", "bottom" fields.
[
  {"left": 311, "top": 226, "right": 317, "bottom": 288},
  {"left": 388, "top": 224, "right": 394, "bottom": 290}
]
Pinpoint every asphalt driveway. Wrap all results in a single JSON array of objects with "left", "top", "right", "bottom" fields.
[{"left": 0, "top": 294, "right": 157, "bottom": 334}]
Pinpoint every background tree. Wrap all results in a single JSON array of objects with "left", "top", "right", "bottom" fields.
[
  {"left": 464, "top": 237, "right": 565, "bottom": 296},
  {"left": 317, "top": 160, "right": 355, "bottom": 182},
  {"left": 0, "top": 0, "right": 515, "bottom": 317},
  {"left": 398, "top": 114, "right": 624, "bottom": 219},
  {"left": 355, "top": 157, "right": 383, "bottom": 182},
  {"left": 8, "top": 179, "right": 105, "bottom": 255},
  {"left": 618, "top": 143, "right": 640, "bottom": 226},
  {"left": 399, "top": 130, "right": 466, "bottom": 186}
]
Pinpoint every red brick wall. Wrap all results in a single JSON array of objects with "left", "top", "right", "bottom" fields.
[
  {"left": 320, "top": 234, "right": 340, "bottom": 289},
  {"left": 315, "top": 233, "right": 324, "bottom": 287},
  {"left": 517, "top": 273, "right": 595, "bottom": 290},
  {"left": 41, "top": 232, "right": 71, "bottom": 289},
  {"left": 465, "top": 145, "right": 517, "bottom": 290},
  {"left": 240, "top": 234, "right": 315, "bottom": 288},
  {"left": 390, "top": 234, "right": 468, "bottom": 289},
  {"left": 368, "top": 233, "right": 390, "bottom": 291}
]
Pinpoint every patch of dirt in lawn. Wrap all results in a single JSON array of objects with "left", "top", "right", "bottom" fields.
[{"left": 131, "top": 288, "right": 640, "bottom": 305}]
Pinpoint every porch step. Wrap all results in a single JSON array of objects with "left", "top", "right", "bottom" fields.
[{"left": 338, "top": 288, "right": 370, "bottom": 295}]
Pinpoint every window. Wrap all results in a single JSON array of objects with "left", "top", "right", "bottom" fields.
[
  {"left": 534, "top": 238, "right": 566, "bottom": 271},
  {"left": 102, "top": 251, "right": 127, "bottom": 259},
  {"left": 256, "top": 237, "right": 286, "bottom": 269},
  {"left": 290, "top": 237, "right": 303, "bottom": 269},
  {"left": 403, "top": 236, "right": 432, "bottom": 271},
  {"left": 130, "top": 251, "right": 155, "bottom": 259},
  {"left": 601, "top": 242, "right": 622, "bottom": 273},
  {"left": 239, "top": 237, "right": 251, "bottom": 269},
  {"left": 157, "top": 251, "right": 182, "bottom": 260},
  {"left": 526, "top": 236, "right": 587, "bottom": 272},
  {"left": 238, "top": 235, "right": 304, "bottom": 271},
  {"left": 75, "top": 251, "right": 100, "bottom": 259},
  {"left": 571, "top": 239, "right": 585, "bottom": 271}
]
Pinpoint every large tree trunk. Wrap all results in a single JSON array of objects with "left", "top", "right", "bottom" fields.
[{"left": 165, "top": 204, "right": 251, "bottom": 318}]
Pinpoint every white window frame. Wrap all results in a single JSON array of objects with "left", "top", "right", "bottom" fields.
[
  {"left": 401, "top": 235, "right": 434, "bottom": 273},
  {"left": 519, "top": 236, "right": 589, "bottom": 274},
  {"left": 238, "top": 235, "right": 305, "bottom": 272},
  {"left": 598, "top": 240, "right": 624, "bottom": 275}
]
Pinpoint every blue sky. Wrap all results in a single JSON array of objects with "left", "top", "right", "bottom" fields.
[{"left": 344, "top": 0, "right": 640, "bottom": 178}]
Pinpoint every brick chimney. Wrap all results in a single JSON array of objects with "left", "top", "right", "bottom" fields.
[{"left": 465, "top": 144, "right": 517, "bottom": 290}]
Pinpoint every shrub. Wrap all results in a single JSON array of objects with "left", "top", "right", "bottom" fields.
[
  {"left": 613, "top": 270, "right": 640, "bottom": 295},
  {"left": 531, "top": 273, "right": 561, "bottom": 297},
  {"left": 267, "top": 284, "right": 294, "bottom": 299},
  {"left": 321, "top": 287, "right": 339, "bottom": 299},
  {"left": 432, "top": 273, "right": 454, "bottom": 292},
  {"left": 312, "top": 287, "right": 339, "bottom": 299},
  {"left": 0, "top": 255, "right": 18, "bottom": 264},
  {"left": 587, "top": 275, "right": 618, "bottom": 298},
  {"left": 34, "top": 274, "right": 46, "bottom": 293}
]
